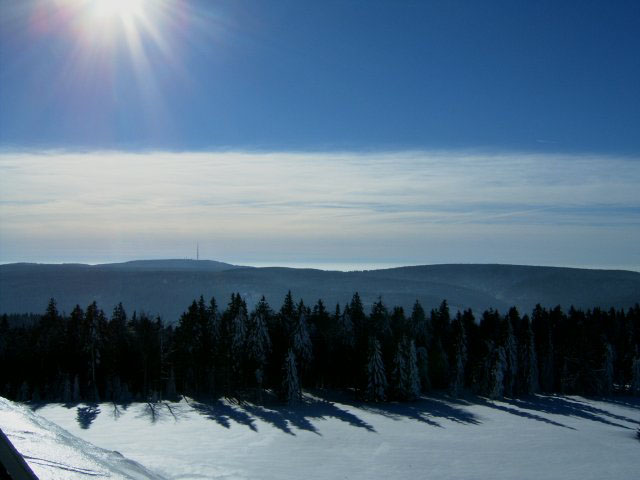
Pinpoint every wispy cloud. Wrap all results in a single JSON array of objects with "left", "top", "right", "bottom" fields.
[{"left": 0, "top": 150, "right": 638, "bottom": 269}]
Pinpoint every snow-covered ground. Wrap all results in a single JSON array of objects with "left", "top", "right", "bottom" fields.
[
  {"left": 0, "top": 396, "right": 165, "bottom": 479},
  {"left": 29, "top": 393, "right": 640, "bottom": 480}
]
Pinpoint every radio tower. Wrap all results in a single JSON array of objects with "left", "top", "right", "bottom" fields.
[{"left": 196, "top": 242, "right": 199, "bottom": 261}]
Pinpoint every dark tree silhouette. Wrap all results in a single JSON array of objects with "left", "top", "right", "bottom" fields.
[{"left": 0, "top": 294, "right": 637, "bottom": 405}]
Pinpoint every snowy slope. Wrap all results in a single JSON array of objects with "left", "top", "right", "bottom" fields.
[
  {"left": 0, "top": 397, "right": 166, "bottom": 480},
  {"left": 37, "top": 394, "right": 640, "bottom": 480}
]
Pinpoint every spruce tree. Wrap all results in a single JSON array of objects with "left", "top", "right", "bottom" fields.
[
  {"left": 18, "top": 381, "right": 29, "bottom": 402},
  {"left": 280, "top": 291, "right": 297, "bottom": 334},
  {"left": 428, "top": 301, "right": 450, "bottom": 389},
  {"left": 339, "top": 305, "right": 354, "bottom": 347},
  {"left": 450, "top": 313, "right": 467, "bottom": 397},
  {"left": 406, "top": 338, "right": 420, "bottom": 399},
  {"left": 601, "top": 342, "right": 614, "bottom": 395},
  {"left": 310, "top": 299, "right": 331, "bottom": 388},
  {"left": 174, "top": 300, "right": 199, "bottom": 394},
  {"left": 247, "top": 296, "right": 272, "bottom": 393},
  {"left": 560, "top": 359, "right": 573, "bottom": 394},
  {"left": 392, "top": 337, "right": 420, "bottom": 400},
  {"left": 334, "top": 303, "right": 355, "bottom": 388},
  {"left": 106, "top": 303, "right": 129, "bottom": 402},
  {"left": 532, "top": 305, "right": 554, "bottom": 392},
  {"left": 293, "top": 301, "right": 313, "bottom": 368},
  {"left": 84, "top": 301, "right": 104, "bottom": 402},
  {"left": 631, "top": 354, "right": 640, "bottom": 396},
  {"left": 248, "top": 296, "right": 272, "bottom": 366},
  {"left": 416, "top": 345, "right": 430, "bottom": 392},
  {"left": 62, "top": 375, "right": 72, "bottom": 403},
  {"left": 282, "top": 348, "right": 301, "bottom": 404},
  {"left": 370, "top": 297, "right": 391, "bottom": 339},
  {"left": 231, "top": 295, "right": 248, "bottom": 360},
  {"left": 410, "top": 300, "right": 428, "bottom": 347},
  {"left": 429, "top": 338, "right": 449, "bottom": 390},
  {"left": 501, "top": 312, "right": 519, "bottom": 397},
  {"left": 72, "top": 375, "right": 81, "bottom": 402},
  {"left": 392, "top": 342, "right": 407, "bottom": 399},
  {"left": 519, "top": 317, "right": 539, "bottom": 395},
  {"left": 166, "top": 367, "right": 177, "bottom": 400},
  {"left": 489, "top": 345, "right": 506, "bottom": 399},
  {"left": 366, "top": 337, "right": 387, "bottom": 402},
  {"left": 38, "top": 298, "right": 65, "bottom": 401}
]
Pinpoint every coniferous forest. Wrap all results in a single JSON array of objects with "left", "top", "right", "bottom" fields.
[{"left": 1, "top": 293, "right": 639, "bottom": 405}]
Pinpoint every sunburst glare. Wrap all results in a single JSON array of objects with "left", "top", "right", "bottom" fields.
[
  {"left": 10, "top": 0, "right": 214, "bottom": 140},
  {"left": 59, "top": 0, "right": 163, "bottom": 50},
  {"left": 91, "top": 0, "right": 146, "bottom": 21}
]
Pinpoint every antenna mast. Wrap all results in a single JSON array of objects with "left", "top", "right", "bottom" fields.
[{"left": 196, "top": 242, "right": 199, "bottom": 261}]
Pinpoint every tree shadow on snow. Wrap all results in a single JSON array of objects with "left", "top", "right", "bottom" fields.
[
  {"left": 76, "top": 403, "right": 100, "bottom": 429},
  {"left": 240, "top": 403, "right": 295, "bottom": 435},
  {"left": 300, "top": 397, "right": 377, "bottom": 433},
  {"left": 319, "top": 391, "right": 480, "bottom": 429},
  {"left": 473, "top": 396, "right": 574, "bottom": 429},
  {"left": 238, "top": 391, "right": 480, "bottom": 433},
  {"left": 251, "top": 396, "right": 377, "bottom": 436},
  {"left": 187, "top": 393, "right": 375, "bottom": 436},
  {"left": 135, "top": 401, "right": 191, "bottom": 424},
  {"left": 91, "top": 391, "right": 637, "bottom": 436},
  {"left": 586, "top": 395, "right": 640, "bottom": 414},
  {"left": 498, "top": 395, "right": 638, "bottom": 430},
  {"left": 189, "top": 398, "right": 258, "bottom": 432},
  {"left": 246, "top": 402, "right": 320, "bottom": 435}
]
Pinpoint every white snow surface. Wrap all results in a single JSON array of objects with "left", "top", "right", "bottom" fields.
[
  {"left": 0, "top": 397, "right": 166, "bottom": 479},
  {"left": 13, "top": 394, "right": 640, "bottom": 480}
]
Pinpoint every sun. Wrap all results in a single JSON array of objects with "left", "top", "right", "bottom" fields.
[{"left": 91, "top": 0, "right": 146, "bottom": 23}]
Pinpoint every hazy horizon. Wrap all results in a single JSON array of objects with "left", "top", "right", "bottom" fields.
[{"left": 1, "top": 256, "right": 639, "bottom": 274}]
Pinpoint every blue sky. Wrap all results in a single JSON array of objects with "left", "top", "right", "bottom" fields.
[
  {"left": 2, "top": 0, "right": 639, "bottom": 152},
  {"left": 0, "top": 1, "right": 638, "bottom": 269}
]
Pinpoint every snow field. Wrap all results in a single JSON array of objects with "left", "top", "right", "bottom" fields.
[{"left": 36, "top": 394, "right": 640, "bottom": 480}]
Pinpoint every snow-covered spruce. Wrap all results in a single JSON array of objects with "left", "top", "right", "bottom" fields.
[
  {"left": 247, "top": 296, "right": 272, "bottom": 367},
  {"left": 449, "top": 313, "right": 467, "bottom": 397},
  {"left": 489, "top": 344, "right": 507, "bottom": 399},
  {"left": 393, "top": 337, "right": 420, "bottom": 400},
  {"left": 519, "top": 318, "right": 539, "bottom": 395},
  {"left": 502, "top": 314, "right": 518, "bottom": 397},
  {"left": 366, "top": 337, "right": 387, "bottom": 402},
  {"left": 293, "top": 304, "right": 313, "bottom": 368},
  {"left": 282, "top": 348, "right": 301, "bottom": 404}
]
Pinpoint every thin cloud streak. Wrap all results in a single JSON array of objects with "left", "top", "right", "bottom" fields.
[{"left": 0, "top": 150, "right": 638, "bottom": 269}]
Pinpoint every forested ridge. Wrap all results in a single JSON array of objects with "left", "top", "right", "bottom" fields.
[
  {"left": 3, "top": 262, "right": 639, "bottom": 328},
  {"left": 1, "top": 293, "right": 639, "bottom": 404}
]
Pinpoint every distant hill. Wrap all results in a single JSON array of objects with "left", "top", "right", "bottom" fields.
[
  {"left": 97, "top": 258, "right": 244, "bottom": 272},
  {"left": 1, "top": 258, "right": 239, "bottom": 273},
  {"left": 0, "top": 261, "right": 638, "bottom": 322}
]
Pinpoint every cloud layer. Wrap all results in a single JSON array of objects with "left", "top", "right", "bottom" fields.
[{"left": 1, "top": 150, "right": 638, "bottom": 270}]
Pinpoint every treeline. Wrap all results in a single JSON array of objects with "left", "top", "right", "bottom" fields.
[{"left": 1, "top": 293, "right": 640, "bottom": 404}]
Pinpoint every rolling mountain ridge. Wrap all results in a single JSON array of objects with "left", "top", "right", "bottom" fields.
[{"left": 1, "top": 260, "right": 638, "bottom": 322}]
